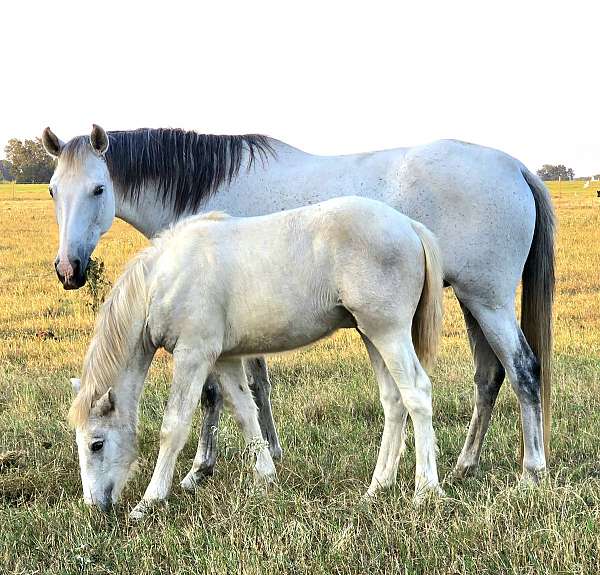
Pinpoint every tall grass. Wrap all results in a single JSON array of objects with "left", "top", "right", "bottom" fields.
[{"left": 0, "top": 182, "right": 598, "bottom": 574}]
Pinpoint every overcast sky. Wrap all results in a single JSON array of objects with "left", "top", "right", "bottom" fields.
[{"left": 2, "top": 1, "right": 598, "bottom": 175}]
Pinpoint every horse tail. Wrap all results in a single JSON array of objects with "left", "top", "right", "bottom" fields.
[
  {"left": 519, "top": 166, "right": 556, "bottom": 459},
  {"left": 409, "top": 220, "right": 444, "bottom": 371}
]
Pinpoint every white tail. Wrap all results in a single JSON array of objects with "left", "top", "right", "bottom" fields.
[{"left": 409, "top": 221, "right": 444, "bottom": 371}]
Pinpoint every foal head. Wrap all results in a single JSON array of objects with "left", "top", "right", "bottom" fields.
[
  {"left": 42, "top": 125, "right": 115, "bottom": 289},
  {"left": 70, "top": 379, "right": 138, "bottom": 511}
]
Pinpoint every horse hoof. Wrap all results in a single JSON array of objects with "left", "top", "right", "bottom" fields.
[
  {"left": 180, "top": 466, "right": 213, "bottom": 492},
  {"left": 129, "top": 502, "right": 149, "bottom": 521},
  {"left": 180, "top": 473, "right": 199, "bottom": 492},
  {"left": 520, "top": 466, "right": 547, "bottom": 486},
  {"left": 451, "top": 462, "right": 478, "bottom": 480},
  {"left": 270, "top": 444, "right": 283, "bottom": 461},
  {"left": 129, "top": 499, "right": 166, "bottom": 521},
  {"left": 413, "top": 485, "right": 445, "bottom": 507}
]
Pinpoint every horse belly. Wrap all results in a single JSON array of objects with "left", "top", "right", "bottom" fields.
[{"left": 222, "top": 305, "right": 354, "bottom": 357}]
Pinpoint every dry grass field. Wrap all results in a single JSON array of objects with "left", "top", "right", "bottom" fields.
[{"left": 0, "top": 181, "right": 599, "bottom": 574}]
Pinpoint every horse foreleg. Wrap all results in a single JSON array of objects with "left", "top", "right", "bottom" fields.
[{"left": 131, "top": 349, "right": 212, "bottom": 520}]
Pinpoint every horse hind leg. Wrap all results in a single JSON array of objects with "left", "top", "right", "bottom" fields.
[
  {"left": 461, "top": 300, "right": 546, "bottom": 481},
  {"left": 361, "top": 335, "right": 409, "bottom": 497},
  {"left": 453, "top": 301, "right": 506, "bottom": 478},
  {"left": 244, "top": 357, "right": 283, "bottom": 460},
  {"left": 181, "top": 373, "right": 223, "bottom": 491},
  {"left": 216, "top": 359, "right": 277, "bottom": 484},
  {"left": 363, "top": 329, "right": 441, "bottom": 502}
]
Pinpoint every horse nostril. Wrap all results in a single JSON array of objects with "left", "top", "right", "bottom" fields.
[{"left": 72, "top": 258, "right": 81, "bottom": 275}]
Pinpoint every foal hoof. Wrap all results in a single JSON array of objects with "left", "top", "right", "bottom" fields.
[
  {"left": 520, "top": 466, "right": 547, "bottom": 486},
  {"left": 181, "top": 473, "right": 200, "bottom": 492},
  {"left": 413, "top": 485, "right": 445, "bottom": 507},
  {"left": 129, "top": 499, "right": 167, "bottom": 521},
  {"left": 129, "top": 501, "right": 150, "bottom": 521}
]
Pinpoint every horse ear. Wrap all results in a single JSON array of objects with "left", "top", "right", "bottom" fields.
[
  {"left": 89, "top": 124, "right": 109, "bottom": 156},
  {"left": 42, "top": 127, "right": 64, "bottom": 157},
  {"left": 92, "top": 388, "right": 116, "bottom": 417},
  {"left": 70, "top": 378, "right": 81, "bottom": 395}
]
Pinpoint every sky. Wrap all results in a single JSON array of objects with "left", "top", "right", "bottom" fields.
[{"left": 2, "top": 1, "right": 599, "bottom": 176}]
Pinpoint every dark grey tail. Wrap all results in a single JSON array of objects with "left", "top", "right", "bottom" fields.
[{"left": 520, "top": 166, "right": 556, "bottom": 460}]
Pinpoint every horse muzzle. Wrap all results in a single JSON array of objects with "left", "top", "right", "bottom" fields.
[
  {"left": 89, "top": 483, "right": 115, "bottom": 513},
  {"left": 55, "top": 256, "right": 87, "bottom": 290}
]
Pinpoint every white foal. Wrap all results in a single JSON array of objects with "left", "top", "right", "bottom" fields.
[{"left": 69, "top": 196, "right": 444, "bottom": 519}]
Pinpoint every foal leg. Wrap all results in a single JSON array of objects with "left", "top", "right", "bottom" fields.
[
  {"left": 244, "top": 357, "right": 283, "bottom": 460},
  {"left": 183, "top": 357, "right": 281, "bottom": 490},
  {"left": 131, "top": 349, "right": 213, "bottom": 520},
  {"left": 367, "top": 331, "right": 441, "bottom": 502},
  {"left": 180, "top": 373, "right": 223, "bottom": 491},
  {"left": 362, "top": 335, "right": 409, "bottom": 496},
  {"left": 453, "top": 301, "right": 506, "bottom": 478},
  {"left": 463, "top": 301, "right": 546, "bottom": 481},
  {"left": 217, "top": 359, "right": 277, "bottom": 483}
]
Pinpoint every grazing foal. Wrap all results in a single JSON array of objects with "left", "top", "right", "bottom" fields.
[{"left": 69, "top": 197, "right": 443, "bottom": 519}]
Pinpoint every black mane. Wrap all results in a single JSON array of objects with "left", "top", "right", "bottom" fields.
[{"left": 62, "top": 128, "right": 275, "bottom": 217}]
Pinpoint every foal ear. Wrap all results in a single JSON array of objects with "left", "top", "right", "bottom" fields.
[
  {"left": 92, "top": 388, "right": 116, "bottom": 417},
  {"left": 70, "top": 378, "right": 81, "bottom": 395},
  {"left": 89, "top": 124, "right": 109, "bottom": 156},
  {"left": 42, "top": 127, "right": 64, "bottom": 157}
]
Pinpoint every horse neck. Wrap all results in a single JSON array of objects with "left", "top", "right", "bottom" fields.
[
  {"left": 112, "top": 140, "right": 309, "bottom": 238},
  {"left": 113, "top": 183, "right": 174, "bottom": 239}
]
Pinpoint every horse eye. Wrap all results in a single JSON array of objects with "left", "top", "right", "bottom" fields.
[
  {"left": 93, "top": 185, "right": 105, "bottom": 196},
  {"left": 90, "top": 440, "right": 104, "bottom": 452},
  {"left": 49, "top": 186, "right": 54, "bottom": 198}
]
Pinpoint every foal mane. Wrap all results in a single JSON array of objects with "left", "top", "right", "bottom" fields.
[
  {"left": 68, "top": 254, "right": 150, "bottom": 428},
  {"left": 61, "top": 128, "right": 275, "bottom": 217}
]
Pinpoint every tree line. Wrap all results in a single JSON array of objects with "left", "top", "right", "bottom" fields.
[{"left": 1, "top": 138, "right": 55, "bottom": 183}]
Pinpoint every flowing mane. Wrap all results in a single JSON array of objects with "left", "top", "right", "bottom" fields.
[
  {"left": 61, "top": 128, "right": 275, "bottom": 217},
  {"left": 69, "top": 254, "right": 151, "bottom": 427}
]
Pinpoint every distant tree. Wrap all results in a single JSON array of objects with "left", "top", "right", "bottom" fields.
[
  {"left": 0, "top": 159, "right": 12, "bottom": 181},
  {"left": 4, "top": 138, "right": 55, "bottom": 183},
  {"left": 536, "top": 164, "right": 575, "bottom": 181}
]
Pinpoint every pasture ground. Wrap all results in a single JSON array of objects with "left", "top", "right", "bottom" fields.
[{"left": 0, "top": 181, "right": 599, "bottom": 574}]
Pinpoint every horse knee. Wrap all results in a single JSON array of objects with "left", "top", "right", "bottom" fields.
[{"left": 379, "top": 389, "right": 405, "bottom": 422}]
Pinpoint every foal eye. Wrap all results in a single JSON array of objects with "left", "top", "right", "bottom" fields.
[
  {"left": 93, "top": 185, "right": 105, "bottom": 196},
  {"left": 90, "top": 440, "right": 104, "bottom": 452},
  {"left": 48, "top": 186, "right": 54, "bottom": 198}
]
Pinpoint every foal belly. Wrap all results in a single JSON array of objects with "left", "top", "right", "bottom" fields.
[{"left": 222, "top": 306, "right": 355, "bottom": 357}]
